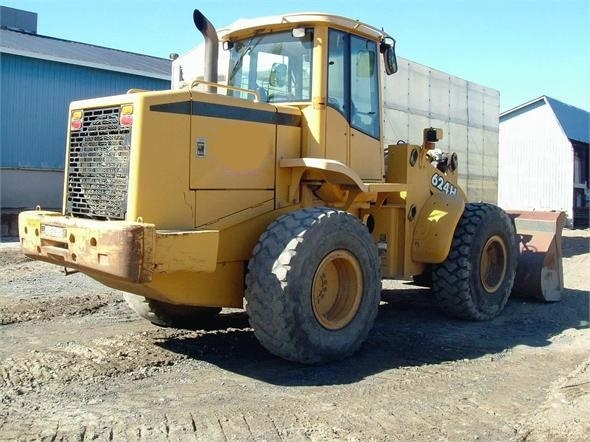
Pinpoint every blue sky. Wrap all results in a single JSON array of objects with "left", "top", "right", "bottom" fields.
[{"left": 3, "top": 0, "right": 589, "bottom": 112}]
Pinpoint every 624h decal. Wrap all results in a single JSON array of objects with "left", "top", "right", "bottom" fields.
[{"left": 431, "top": 173, "right": 457, "bottom": 196}]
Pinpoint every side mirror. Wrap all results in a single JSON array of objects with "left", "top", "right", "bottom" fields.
[
  {"left": 381, "top": 40, "right": 398, "bottom": 75},
  {"left": 269, "top": 63, "right": 288, "bottom": 87}
]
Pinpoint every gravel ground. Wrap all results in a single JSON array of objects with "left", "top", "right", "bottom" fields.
[{"left": 0, "top": 229, "right": 588, "bottom": 441}]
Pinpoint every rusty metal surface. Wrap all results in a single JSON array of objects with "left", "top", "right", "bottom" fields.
[
  {"left": 18, "top": 210, "right": 154, "bottom": 283},
  {"left": 508, "top": 211, "right": 566, "bottom": 301}
]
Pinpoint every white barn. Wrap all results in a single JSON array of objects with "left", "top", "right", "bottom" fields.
[{"left": 498, "top": 96, "right": 589, "bottom": 227}]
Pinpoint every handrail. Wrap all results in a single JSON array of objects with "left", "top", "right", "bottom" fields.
[{"left": 190, "top": 79, "right": 261, "bottom": 101}]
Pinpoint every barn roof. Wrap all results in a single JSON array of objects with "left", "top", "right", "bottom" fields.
[
  {"left": 0, "top": 27, "right": 171, "bottom": 80},
  {"left": 500, "top": 96, "right": 590, "bottom": 145}
]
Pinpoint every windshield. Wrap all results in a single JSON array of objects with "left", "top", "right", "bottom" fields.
[{"left": 227, "top": 29, "right": 313, "bottom": 103}]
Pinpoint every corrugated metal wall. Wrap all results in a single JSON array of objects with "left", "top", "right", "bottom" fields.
[
  {"left": 383, "top": 58, "right": 500, "bottom": 204},
  {"left": 0, "top": 53, "right": 170, "bottom": 169},
  {"left": 498, "top": 102, "right": 574, "bottom": 220}
]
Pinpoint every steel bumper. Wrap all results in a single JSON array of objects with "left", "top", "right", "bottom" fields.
[{"left": 18, "top": 210, "right": 219, "bottom": 283}]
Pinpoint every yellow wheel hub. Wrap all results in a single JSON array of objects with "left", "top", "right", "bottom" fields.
[
  {"left": 312, "top": 250, "right": 363, "bottom": 330},
  {"left": 480, "top": 235, "right": 508, "bottom": 293}
]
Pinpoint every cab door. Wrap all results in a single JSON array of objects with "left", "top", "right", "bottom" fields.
[
  {"left": 349, "top": 35, "right": 383, "bottom": 180},
  {"left": 325, "top": 29, "right": 350, "bottom": 166},
  {"left": 326, "top": 29, "right": 383, "bottom": 180}
]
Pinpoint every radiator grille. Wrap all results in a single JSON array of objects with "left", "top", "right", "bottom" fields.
[{"left": 66, "top": 107, "right": 131, "bottom": 220}]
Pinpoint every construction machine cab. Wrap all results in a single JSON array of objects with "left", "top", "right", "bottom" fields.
[{"left": 222, "top": 14, "right": 398, "bottom": 181}]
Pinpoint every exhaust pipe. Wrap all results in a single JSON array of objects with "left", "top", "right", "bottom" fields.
[{"left": 193, "top": 9, "right": 218, "bottom": 93}]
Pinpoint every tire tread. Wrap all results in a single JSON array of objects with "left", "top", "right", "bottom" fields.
[
  {"left": 245, "top": 207, "right": 380, "bottom": 364},
  {"left": 432, "top": 202, "right": 516, "bottom": 321}
]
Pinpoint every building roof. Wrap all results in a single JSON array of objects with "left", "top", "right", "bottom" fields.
[
  {"left": 500, "top": 95, "right": 590, "bottom": 145},
  {"left": 0, "top": 27, "right": 171, "bottom": 80}
]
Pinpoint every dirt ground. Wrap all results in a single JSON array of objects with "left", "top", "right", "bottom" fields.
[{"left": 0, "top": 229, "right": 588, "bottom": 441}]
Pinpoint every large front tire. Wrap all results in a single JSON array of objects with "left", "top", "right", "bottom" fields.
[
  {"left": 123, "top": 294, "right": 221, "bottom": 329},
  {"left": 432, "top": 203, "right": 517, "bottom": 320},
  {"left": 245, "top": 207, "right": 381, "bottom": 364}
]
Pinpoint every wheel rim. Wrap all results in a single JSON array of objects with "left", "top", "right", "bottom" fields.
[
  {"left": 480, "top": 235, "right": 508, "bottom": 293},
  {"left": 312, "top": 250, "right": 363, "bottom": 330}
]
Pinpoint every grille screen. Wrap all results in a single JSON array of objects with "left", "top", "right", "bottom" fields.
[{"left": 66, "top": 107, "right": 131, "bottom": 220}]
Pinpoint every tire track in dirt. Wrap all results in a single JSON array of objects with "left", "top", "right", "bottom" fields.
[
  {"left": 0, "top": 231, "right": 588, "bottom": 441},
  {"left": 0, "top": 294, "right": 113, "bottom": 325},
  {"left": 0, "top": 329, "right": 192, "bottom": 405},
  {"left": 2, "top": 408, "right": 324, "bottom": 441},
  {"left": 513, "top": 355, "right": 590, "bottom": 441}
]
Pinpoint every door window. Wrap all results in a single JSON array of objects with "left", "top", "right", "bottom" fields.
[
  {"left": 327, "top": 30, "right": 380, "bottom": 139},
  {"left": 350, "top": 35, "right": 380, "bottom": 138}
]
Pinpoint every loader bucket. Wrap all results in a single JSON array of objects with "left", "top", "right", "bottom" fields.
[{"left": 508, "top": 211, "right": 566, "bottom": 302}]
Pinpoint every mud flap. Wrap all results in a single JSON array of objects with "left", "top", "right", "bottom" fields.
[{"left": 508, "top": 211, "right": 566, "bottom": 302}]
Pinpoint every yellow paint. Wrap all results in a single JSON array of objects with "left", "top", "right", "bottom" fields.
[
  {"left": 350, "top": 128, "right": 383, "bottom": 180},
  {"left": 325, "top": 106, "right": 348, "bottom": 165},
  {"left": 312, "top": 250, "right": 363, "bottom": 329},
  {"left": 361, "top": 205, "right": 407, "bottom": 278},
  {"left": 412, "top": 192, "right": 465, "bottom": 263},
  {"left": 128, "top": 90, "right": 194, "bottom": 229},
  {"left": 275, "top": 107, "right": 302, "bottom": 208},
  {"left": 280, "top": 157, "right": 369, "bottom": 191},
  {"left": 194, "top": 190, "right": 273, "bottom": 227},
  {"left": 154, "top": 230, "right": 219, "bottom": 273},
  {"left": 215, "top": 205, "right": 294, "bottom": 263},
  {"left": 90, "top": 262, "right": 245, "bottom": 308},
  {"left": 189, "top": 93, "right": 276, "bottom": 190},
  {"left": 146, "top": 262, "right": 245, "bottom": 307}
]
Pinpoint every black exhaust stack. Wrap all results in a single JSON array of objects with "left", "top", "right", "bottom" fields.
[{"left": 193, "top": 9, "right": 218, "bottom": 92}]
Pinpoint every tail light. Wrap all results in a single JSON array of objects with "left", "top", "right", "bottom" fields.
[
  {"left": 120, "top": 104, "right": 134, "bottom": 127},
  {"left": 70, "top": 110, "right": 83, "bottom": 131}
]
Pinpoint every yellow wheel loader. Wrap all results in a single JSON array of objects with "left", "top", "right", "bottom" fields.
[{"left": 19, "top": 10, "right": 565, "bottom": 364}]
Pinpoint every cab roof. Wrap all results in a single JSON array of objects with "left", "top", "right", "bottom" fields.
[{"left": 220, "top": 12, "right": 392, "bottom": 43}]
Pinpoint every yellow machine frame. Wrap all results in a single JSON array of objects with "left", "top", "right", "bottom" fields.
[
  {"left": 18, "top": 13, "right": 484, "bottom": 309},
  {"left": 18, "top": 10, "right": 567, "bottom": 366}
]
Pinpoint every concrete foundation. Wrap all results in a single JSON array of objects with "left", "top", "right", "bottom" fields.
[{"left": 1, "top": 169, "right": 63, "bottom": 239}]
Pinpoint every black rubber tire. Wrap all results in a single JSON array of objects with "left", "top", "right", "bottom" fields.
[
  {"left": 245, "top": 207, "right": 381, "bottom": 364},
  {"left": 123, "top": 293, "right": 221, "bottom": 329},
  {"left": 432, "top": 202, "right": 517, "bottom": 321},
  {"left": 412, "top": 267, "right": 432, "bottom": 287}
]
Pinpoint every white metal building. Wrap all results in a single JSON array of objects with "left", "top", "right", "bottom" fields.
[
  {"left": 382, "top": 59, "right": 499, "bottom": 204},
  {"left": 498, "top": 96, "right": 590, "bottom": 227}
]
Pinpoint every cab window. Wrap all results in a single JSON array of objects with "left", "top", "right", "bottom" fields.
[
  {"left": 227, "top": 29, "right": 313, "bottom": 103},
  {"left": 328, "top": 29, "right": 380, "bottom": 139}
]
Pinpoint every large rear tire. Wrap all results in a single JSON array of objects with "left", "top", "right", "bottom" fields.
[
  {"left": 432, "top": 203, "right": 517, "bottom": 320},
  {"left": 245, "top": 207, "right": 381, "bottom": 364},
  {"left": 123, "top": 294, "right": 221, "bottom": 329}
]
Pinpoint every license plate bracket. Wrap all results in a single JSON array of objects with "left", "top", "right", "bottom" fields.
[{"left": 41, "top": 224, "right": 67, "bottom": 239}]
